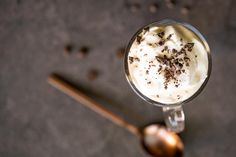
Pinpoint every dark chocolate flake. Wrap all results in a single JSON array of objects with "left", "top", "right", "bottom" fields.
[
  {"left": 136, "top": 35, "right": 143, "bottom": 44},
  {"left": 158, "top": 40, "right": 165, "bottom": 46},
  {"left": 184, "top": 42, "right": 194, "bottom": 51},
  {"left": 177, "top": 95, "right": 181, "bottom": 99},
  {"left": 167, "top": 34, "right": 173, "bottom": 40},
  {"left": 178, "top": 63, "right": 183, "bottom": 69},
  {"left": 129, "top": 57, "right": 134, "bottom": 64},
  {"left": 158, "top": 31, "right": 165, "bottom": 38},
  {"left": 172, "top": 48, "right": 178, "bottom": 53},
  {"left": 163, "top": 46, "right": 168, "bottom": 52},
  {"left": 184, "top": 56, "right": 190, "bottom": 61},
  {"left": 176, "top": 70, "right": 181, "bottom": 75},
  {"left": 134, "top": 57, "right": 140, "bottom": 62},
  {"left": 158, "top": 65, "right": 162, "bottom": 72},
  {"left": 143, "top": 27, "right": 150, "bottom": 32}
]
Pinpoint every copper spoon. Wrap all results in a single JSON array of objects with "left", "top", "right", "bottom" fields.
[{"left": 48, "top": 74, "right": 184, "bottom": 157}]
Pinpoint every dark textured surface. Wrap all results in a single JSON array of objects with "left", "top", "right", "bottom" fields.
[{"left": 1, "top": 0, "right": 236, "bottom": 157}]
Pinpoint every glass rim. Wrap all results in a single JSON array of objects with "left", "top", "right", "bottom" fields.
[{"left": 124, "top": 19, "right": 212, "bottom": 107}]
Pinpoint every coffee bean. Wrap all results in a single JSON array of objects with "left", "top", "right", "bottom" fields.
[
  {"left": 87, "top": 69, "right": 99, "bottom": 81},
  {"left": 149, "top": 3, "right": 159, "bottom": 13},
  {"left": 78, "top": 46, "right": 89, "bottom": 59},
  {"left": 180, "top": 5, "right": 191, "bottom": 15},
  {"left": 116, "top": 47, "right": 125, "bottom": 59},
  {"left": 129, "top": 3, "right": 141, "bottom": 13},
  {"left": 64, "top": 43, "right": 74, "bottom": 56}
]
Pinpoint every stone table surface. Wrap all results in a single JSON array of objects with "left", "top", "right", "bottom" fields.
[{"left": 1, "top": 0, "right": 236, "bottom": 157}]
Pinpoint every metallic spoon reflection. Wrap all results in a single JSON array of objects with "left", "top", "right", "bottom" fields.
[{"left": 142, "top": 124, "right": 184, "bottom": 157}]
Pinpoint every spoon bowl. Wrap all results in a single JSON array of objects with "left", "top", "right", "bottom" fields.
[{"left": 142, "top": 124, "right": 183, "bottom": 157}]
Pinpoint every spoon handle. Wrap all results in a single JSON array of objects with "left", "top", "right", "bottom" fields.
[{"left": 48, "top": 74, "right": 140, "bottom": 137}]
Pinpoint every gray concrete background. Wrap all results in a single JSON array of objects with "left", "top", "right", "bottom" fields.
[{"left": 0, "top": 0, "right": 236, "bottom": 157}]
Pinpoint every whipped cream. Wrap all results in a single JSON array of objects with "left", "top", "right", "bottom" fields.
[{"left": 127, "top": 24, "right": 209, "bottom": 104}]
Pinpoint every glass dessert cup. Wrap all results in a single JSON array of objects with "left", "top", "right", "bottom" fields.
[{"left": 124, "top": 19, "right": 211, "bottom": 133}]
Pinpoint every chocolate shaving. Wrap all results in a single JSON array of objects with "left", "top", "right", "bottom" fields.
[
  {"left": 176, "top": 70, "right": 181, "bottom": 75},
  {"left": 134, "top": 57, "right": 140, "bottom": 62},
  {"left": 158, "top": 39, "right": 165, "bottom": 46},
  {"left": 184, "top": 43, "right": 194, "bottom": 51},
  {"left": 136, "top": 35, "right": 143, "bottom": 44},
  {"left": 158, "top": 65, "right": 162, "bottom": 73},
  {"left": 129, "top": 56, "right": 140, "bottom": 64},
  {"left": 167, "top": 34, "right": 173, "bottom": 40},
  {"left": 177, "top": 95, "right": 181, "bottom": 99},
  {"left": 158, "top": 31, "right": 165, "bottom": 38},
  {"left": 129, "top": 57, "right": 134, "bottom": 64},
  {"left": 162, "top": 46, "right": 168, "bottom": 52},
  {"left": 172, "top": 49, "right": 178, "bottom": 53},
  {"left": 184, "top": 56, "right": 190, "bottom": 61},
  {"left": 143, "top": 27, "right": 150, "bottom": 32}
]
